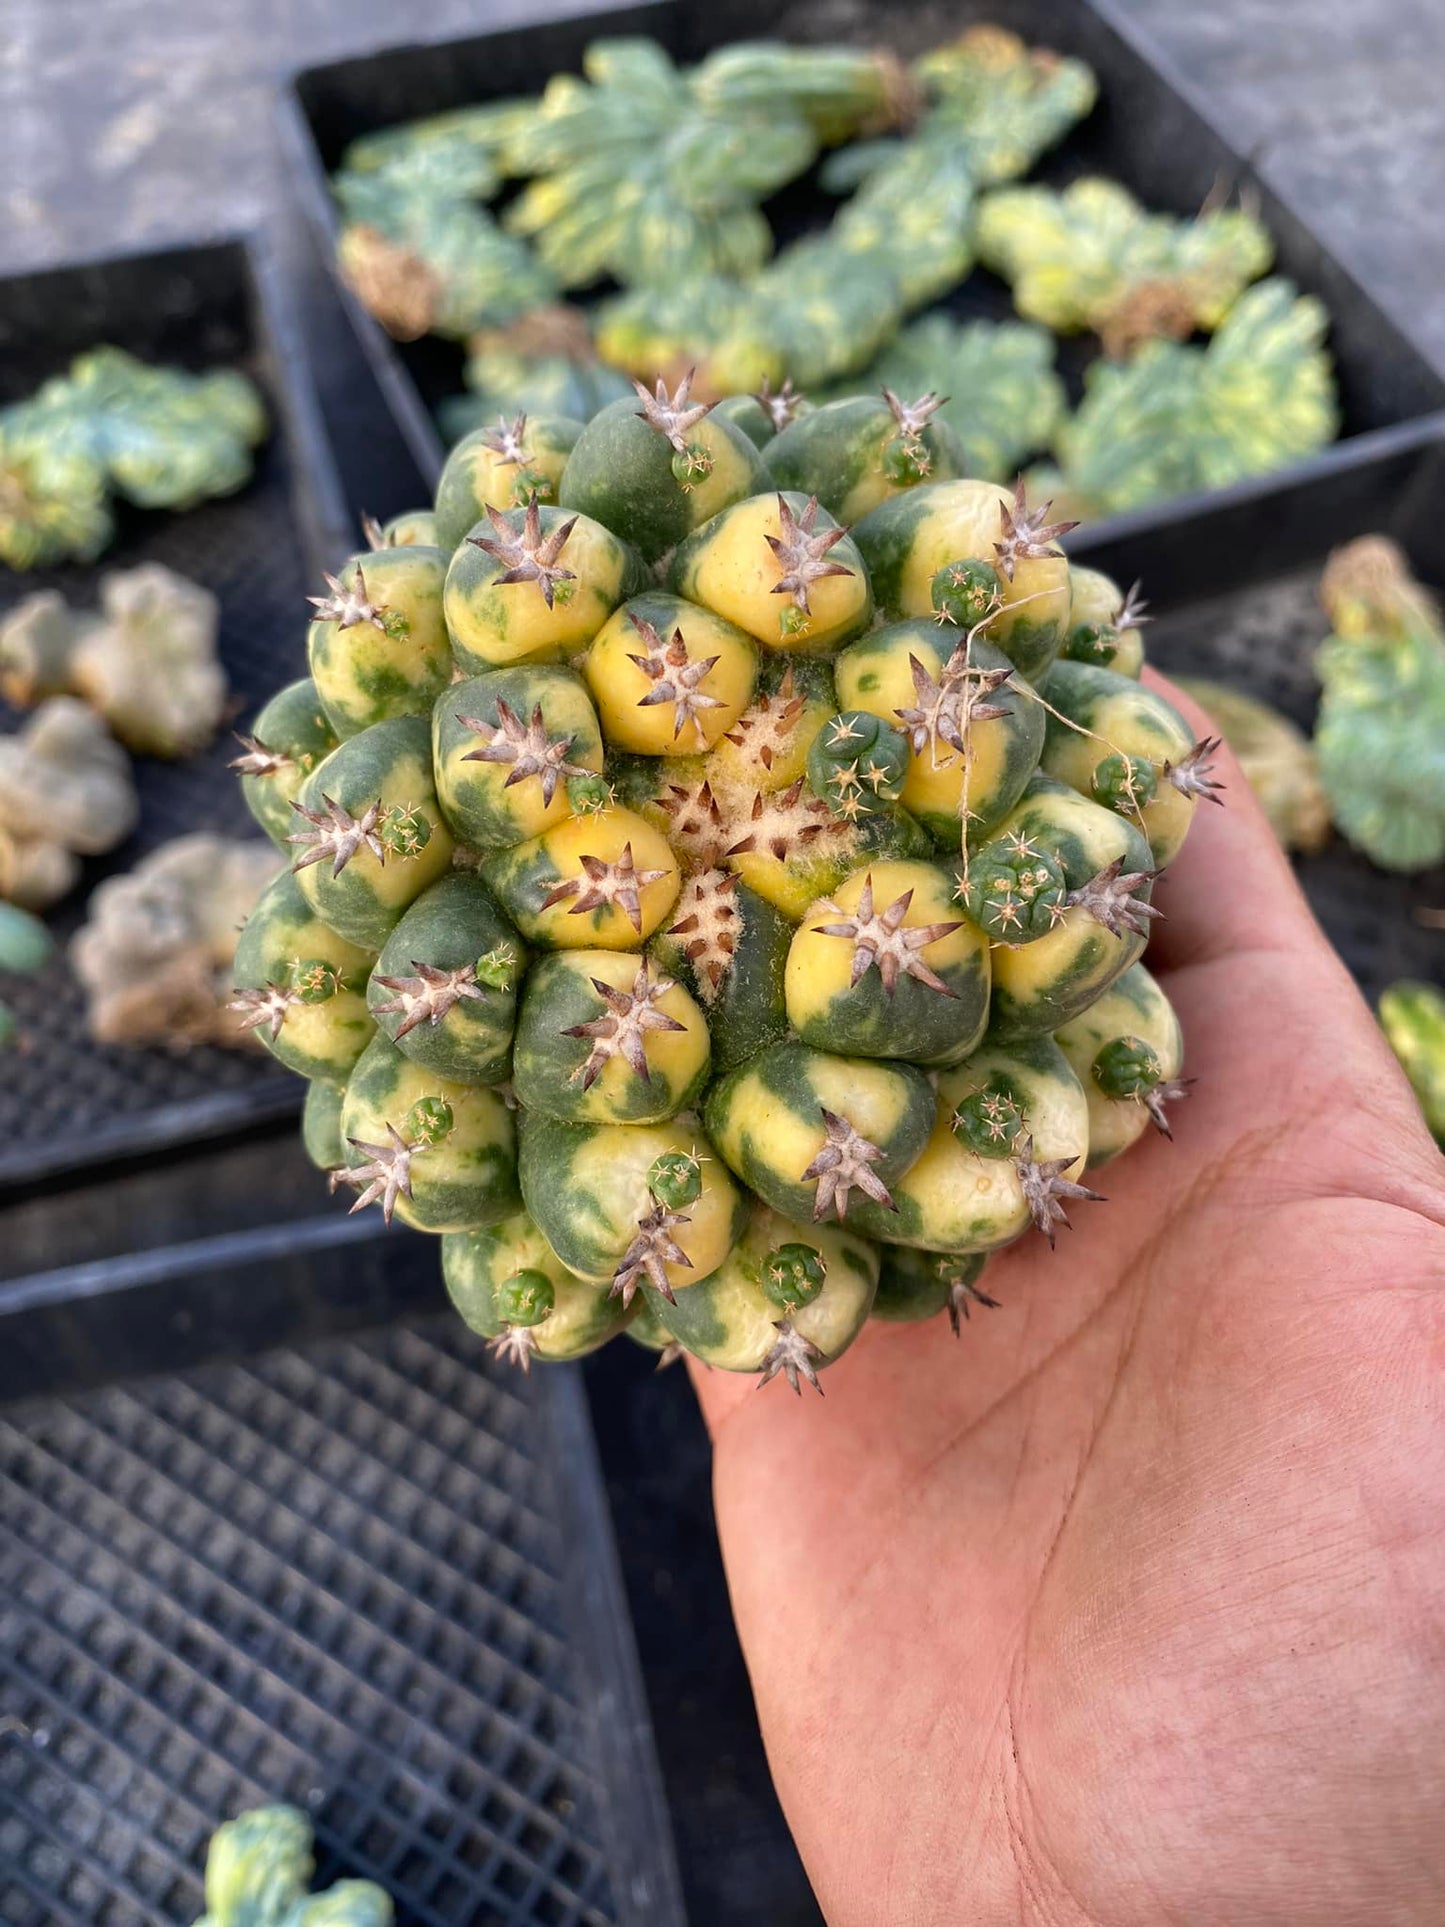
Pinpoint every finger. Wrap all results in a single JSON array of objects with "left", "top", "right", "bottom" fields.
[{"left": 1143, "top": 668, "right": 1332, "bottom": 974}]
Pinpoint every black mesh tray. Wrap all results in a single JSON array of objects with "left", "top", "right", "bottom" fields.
[
  {"left": 0, "top": 1217, "right": 685, "bottom": 1927},
  {"left": 0, "top": 237, "right": 355, "bottom": 1194},
  {"left": 280, "top": 0, "right": 1445, "bottom": 555}
]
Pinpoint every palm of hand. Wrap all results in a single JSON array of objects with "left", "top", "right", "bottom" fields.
[{"left": 691, "top": 697, "right": 1445, "bottom": 1926}]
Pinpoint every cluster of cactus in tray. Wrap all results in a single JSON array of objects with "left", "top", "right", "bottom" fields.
[
  {"left": 232, "top": 377, "right": 1219, "bottom": 1388},
  {"left": 0, "top": 347, "right": 266, "bottom": 568}
]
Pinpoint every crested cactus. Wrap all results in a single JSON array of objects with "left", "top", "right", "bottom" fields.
[
  {"left": 976, "top": 177, "right": 1273, "bottom": 353},
  {"left": 0, "top": 345, "right": 265, "bottom": 568},
  {"left": 0, "top": 697, "right": 138, "bottom": 909},
  {"left": 1048, "top": 278, "right": 1339, "bottom": 517},
  {"left": 1175, "top": 678, "right": 1330, "bottom": 854},
  {"left": 192, "top": 1803, "right": 392, "bottom": 1926},
  {"left": 233, "top": 397, "right": 1213, "bottom": 1390}
]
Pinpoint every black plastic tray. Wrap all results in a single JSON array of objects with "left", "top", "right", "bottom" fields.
[
  {"left": 281, "top": 0, "right": 1445, "bottom": 552},
  {"left": 0, "top": 237, "right": 355, "bottom": 1194},
  {"left": 0, "top": 1216, "right": 685, "bottom": 1927}
]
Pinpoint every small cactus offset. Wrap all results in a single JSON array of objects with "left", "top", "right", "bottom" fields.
[{"left": 233, "top": 400, "right": 1216, "bottom": 1393}]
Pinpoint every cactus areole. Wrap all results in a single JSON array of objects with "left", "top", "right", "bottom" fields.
[{"left": 234, "top": 396, "right": 1214, "bottom": 1393}]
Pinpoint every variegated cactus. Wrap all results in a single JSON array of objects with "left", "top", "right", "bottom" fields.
[{"left": 233, "top": 380, "right": 1217, "bottom": 1391}]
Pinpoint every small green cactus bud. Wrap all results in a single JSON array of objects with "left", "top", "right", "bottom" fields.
[
  {"left": 806, "top": 709, "right": 909, "bottom": 818},
  {"left": 778, "top": 605, "right": 811, "bottom": 640},
  {"left": 566, "top": 771, "right": 615, "bottom": 816},
  {"left": 496, "top": 1267, "right": 556, "bottom": 1328},
  {"left": 648, "top": 1149, "right": 704, "bottom": 1211},
  {"left": 1091, "top": 752, "right": 1159, "bottom": 814},
  {"left": 883, "top": 434, "right": 934, "bottom": 487},
  {"left": 475, "top": 941, "right": 520, "bottom": 992},
  {"left": 1062, "top": 621, "right": 1121, "bottom": 667},
  {"left": 952, "top": 1087, "right": 1027, "bottom": 1158},
  {"left": 931, "top": 557, "right": 1003, "bottom": 630},
  {"left": 510, "top": 466, "right": 555, "bottom": 507},
  {"left": 1091, "top": 1036, "right": 1163, "bottom": 1100},
  {"left": 760, "top": 1241, "right": 827, "bottom": 1312},
  {"left": 378, "top": 803, "right": 434, "bottom": 859},
  {"left": 405, "top": 1095, "right": 454, "bottom": 1147},
  {"left": 671, "top": 441, "right": 715, "bottom": 489},
  {"left": 291, "top": 957, "right": 343, "bottom": 1004},
  {"left": 963, "top": 838, "right": 1067, "bottom": 942}
]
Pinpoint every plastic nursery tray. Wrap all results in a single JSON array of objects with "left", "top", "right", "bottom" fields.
[
  {"left": 0, "top": 1214, "right": 684, "bottom": 1927},
  {"left": 281, "top": 0, "right": 1445, "bottom": 557},
  {"left": 0, "top": 237, "right": 355, "bottom": 1194}
]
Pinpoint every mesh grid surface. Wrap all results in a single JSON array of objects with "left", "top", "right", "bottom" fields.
[
  {"left": 1146, "top": 566, "right": 1444, "bottom": 999},
  {"left": 0, "top": 1315, "right": 619, "bottom": 1927},
  {"left": 0, "top": 346, "right": 324, "bottom": 1184}
]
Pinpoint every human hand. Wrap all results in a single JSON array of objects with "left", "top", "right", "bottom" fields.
[{"left": 689, "top": 679, "right": 1445, "bottom": 1926}]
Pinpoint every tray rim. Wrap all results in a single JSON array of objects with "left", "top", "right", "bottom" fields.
[{"left": 278, "top": 0, "right": 1445, "bottom": 517}]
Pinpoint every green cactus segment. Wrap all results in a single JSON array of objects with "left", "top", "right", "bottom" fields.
[
  {"left": 366, "top": 874, "right": 520, "bottom": 1085},
  {"left": 1053, "top": 279, "right": 1338, "bottom": 517},
  {"left": 231, "top": 871, "right": 376, "bottom": 1080},
  {"left": 712, "top": 393, "right": 782, "bottom": 449},
  {"left": 762, "top": 393, "right": 967, "bottom": 527},
  {"left": 692, "top": 42, "right": 912, "bottom": 145},
  {"left": 432, "top": 416, "right": 583, "bottom": 554},
  {"left": 852, "top": 478, "right": 1072, "bottom": 681},
  {"left": 1062, "top": 567, "right": 1146, "bottom": 678},
  {"left": 443, "top": 499, "right": 645, "bottom": 672},
  {"left": 237, "top": 679, "right": 341, "bottom": 848},
  {"left": 872, "top": 1245, "right": 992, "bottom": 1324},
  {"left": 306, "top": 546, "right": 452, "bottom": 739},
  {"left": 1379, "top": 982, "right": 1445, "bottom": 1147},
  {"left": 558, "top": 391, "right": 767, "bottom": 563},
  {"left": 983, "top": 778, "right": 1158, "bottom": 1036},
  {"left": 650, "top": 876, "right": 792, "bottom": 1074},
  {"left": 0, "top": 900, "right": 54, "bottom": 974},
  {"left": 855, "top": 315, "right": 1066, "bottom": 485},
  {"left": 625, "top": 1289, "right": 677, "bottom": 1355},
  {"left": 482, "top": 805, "right": 679, "bottom": 950},
  {"left": 455, "top": 338, "right": 635, "bottom": 436},
  {"left": 963, "top": 838, "right": 1067, "bottom": 944},
  {"left": 704, "top": 1039, "right": 934, "bottom": 1230},
  {"left": 0, "top": 420, "right": 112, "bottom": 569},
  {"left": 806, "top": 709, "right": 909, "bottom": 819},
  {"left": 834, "top": 622, "right": 1045, "bottom": 847},
  {"left": 650, "top": 1202, "right": 877, "bottom": 1380},
  {"left": 518, "top": 1111, "right": 743, "bottom": 1290},
  {"left": 200, "top": 1804, "right": 315, "bottom": 1924},
  {"left": 1055, "top": 962, "right": 1185, "bottom": 1165},
  {"left": 785, "top": 860, "right": 990, "bottom": 1063},
  {"left": 512, "top": 949, "right": 709, "bottom": 1124},
  {"left": 669, "top": 491, "right": 872, "bottom": 655},
  {"left": 291, "top": 717, "right": 454, "bottom": 951},
  {"left": 433, "top": 665, "right": 604, "bottom": 850},
  {"left": 442, "top": 1213, "right": 633, "bottom": 1364},
  {"left": 338, "top": 1033, "right": 519, "bottom": 1233},
  {"left": 976, "top": 176, "right": 1272, "bottom": 352},
  {"left": 301, "top": 1079, "right": 348, "bottom": 1173},
  {"left": 1039, "top": 658, "right": 1201, "bottom": 863},
  {"left": 850, "top": 1032, "right": 1090, "bottom": 1251}
]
